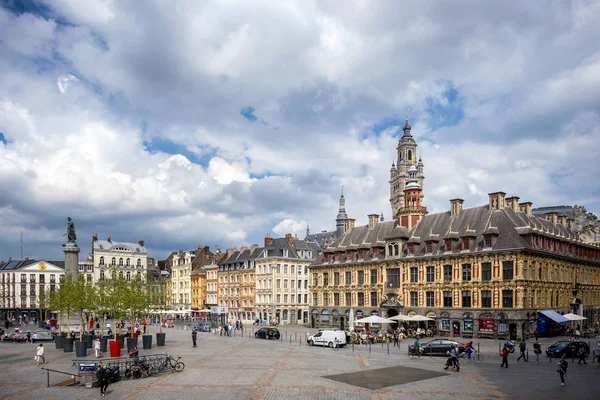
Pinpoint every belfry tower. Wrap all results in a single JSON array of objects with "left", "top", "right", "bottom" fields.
[
  {"left": 396, "top": 165, "right": 427, "bottom": 229},
  {"left": 335, "top": 187, "right": 348, "bottom": 237},
  {"left": 389, "top": 119, "right": 425, "bottom": 219}
]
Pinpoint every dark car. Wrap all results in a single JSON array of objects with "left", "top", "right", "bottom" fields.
[
  {"left": 255, "top": 327, "right": 280, "bottom": 340},
  {"left": 545, "top": 341, "right": 589, "bottom": 358},
  {"left": 408, "top": 339, "right": 465, "bottom": 356}
]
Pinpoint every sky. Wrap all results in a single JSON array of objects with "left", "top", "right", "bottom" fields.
[{"left": 1, "top": 0, "right": 599, "bottom": 262}]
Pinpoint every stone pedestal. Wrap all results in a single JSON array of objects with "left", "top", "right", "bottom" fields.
[{"left": 63, "top": 242, "right": 80, "bottom": 279}]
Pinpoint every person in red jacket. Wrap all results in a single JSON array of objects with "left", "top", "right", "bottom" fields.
[{"left": 500, "top": 346, "right": 509, "bottom": 368}]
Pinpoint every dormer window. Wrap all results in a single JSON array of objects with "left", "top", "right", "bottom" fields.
[
  {"left": 425, "top": 242, "right": 434, "bottom": 253},
  {"left": 483, "top": 236, "right": 493, "bottom": 248},
  {"left": 283, "top": 249, "right": 289, "bottom": 258},
  {"left": 444, "top": 240, "right": 453, "bottom": 252},
  {"left": 462, "top": 238, "right": 470, "bottom": 250},
  {"left": 407, "top": 244, "right": 414, "bottom": 255}
]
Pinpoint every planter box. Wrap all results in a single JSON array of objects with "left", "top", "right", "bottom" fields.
[
  {"left": 142, "top": 335, "right": 152, "bottom": 349},
  {"left": 126, "top": 337, "right": 138, "bottom": 352},
  {"left": 55, "top": 335, "right": 64, "bottom": 349},
  {"left": 116, "top": 335, "right": 126, "bottom": 349},
  {"left": 156, "top": 332, "right": 166, "bottom": 346},
  {"left": 109, "top": 340, "right": 121, "bottom": 357},
  {"left": 75, "top": 340, "right": 87, "bottom": 357},
  {"left": 63, "top": 338, "right": 74, "bottom": 353},
  {"left": 100, "top": 337, "right": 108, "bottom": 353},
  {"left": 83, "top": 334, "right": 93, "bottom": 349}
]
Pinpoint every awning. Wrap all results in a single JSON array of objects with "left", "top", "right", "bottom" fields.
[{"left": 538, "top": 310, "right": 570, "bottom": 324}]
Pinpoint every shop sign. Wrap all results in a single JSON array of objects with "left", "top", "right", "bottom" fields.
[
  {"left": 407, "top": 311, "right": 417, "bottom": 316},
  {"left": 426, "top": 311, "right": 436, "bottom": 318},
  {"left": 478, "top": 319, "right": 495, "bottom": 332}
]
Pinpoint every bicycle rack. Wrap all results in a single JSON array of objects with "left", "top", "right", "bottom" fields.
[{"left": 71, "top": 353, "right": 179, "bottom": 382}]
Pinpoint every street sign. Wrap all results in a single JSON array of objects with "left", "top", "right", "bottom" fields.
[{"left": 210, "top": 306, "right": 228, "bottom": 314}]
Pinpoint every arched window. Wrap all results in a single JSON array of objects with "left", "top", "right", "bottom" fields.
[
  {"left": 407, "top": 149, "right": 412, "bottom": 161},
  {"left": 112, "top": 270, "right": 116, "bottom": 279},
  {"left": 111, "top": 257, "right": 116, "bottom": 266},
  {"left": 137, "top": 259, "right": 142, "bottom": 267},
  {"left": 119, "top": 271, "right": 124, "bottom": 278},
  {"left": 100, "top": 270, "right": 105, "bottom": 280},
  {"left": 126, "top": 258, "right": 130, "bottom": 266},
  {"left": 119, "top": 258, "right": 124, "bottom": 266},
  {"left": 137, "top": 272, "right": 141, "bottom": 279},
  {"left": 126, "top": 271, "right": 131, "bottom": 281},
  {"left": 99, "top": 257, "right": 104, "bottom": 265},
  {"left": 394, "top": 244, "right": 399, "bottom": 255}
]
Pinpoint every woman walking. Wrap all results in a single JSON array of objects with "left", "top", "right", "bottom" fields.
[
  {"left": 557, "top": 356, "right": 568, "bottom": 386},
  {"left": 35, "top": 344, "right": 45, "bottom": 365},
  {"left": 500, "top": 346, "right": 509, "bottom": 368},
  {"left": 94, "top": 337, "right": 103, "bottom": 358},
  {"left": 98, "top": 363, "right": 109, "bottom": 396}
]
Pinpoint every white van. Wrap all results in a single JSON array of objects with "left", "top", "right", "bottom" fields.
[{"left": 307, "top": 330, "right": 347, "bottom": 348}]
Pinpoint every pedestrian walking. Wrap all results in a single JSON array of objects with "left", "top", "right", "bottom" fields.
[
  {"left": 35, "top": 343, "right": 45, "bottom": 365},
  {"left": 94, "top": 337, "right": 102, "bottom": 358},
  {"left": 577, "top": 345, "right": 588, "bottom": 364},
  {"left": 533, "top": 342, "right": 542, "bottom": 362},
  {"left": 557, "top": 356, "right": 568, "bottom": 386},
  {"left": 411, "top": 338, "right": 421, "bottom": 359},
  {"left": 192, "top": 329, "right": 197, "bottom": 347},
  {"left": 98, "top": 363, "right": 109, "bottom": 396},
  {"left": 534, "top": 330, "right": 539, "bottom": 342},
  {"left": 393, "top": 332, "right": 399, "bottom": 347},
  {"left": 500, "top": 346, "right": 509, "bottom": 368},
  {"left": 517, "top": 339, "right": 528, "bottom": 362}
]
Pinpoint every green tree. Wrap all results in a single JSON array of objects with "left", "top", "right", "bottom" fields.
[
  {"left": 103, "top": 268, "right": 127, "bottom": 341},
  {"left": 123, "top": 273, "right": 148, "bottom": 335},
  {"left": 72, "top": 275, "right": 98, "bottom": 341}
]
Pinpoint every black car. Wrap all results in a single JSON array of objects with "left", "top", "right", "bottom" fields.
[
  {"left": 255, "top": 327, "right": 280, "bottom": 340},
  {"left": 408, "top": 339, "right": 465, "bottom": 356},
  {"left": 545, "top": 341, "right": 590, "bottom": 358}
]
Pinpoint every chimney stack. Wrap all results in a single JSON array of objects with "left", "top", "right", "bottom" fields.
[
  {"left": 518, "top": 202, "right": 533, "bottom": 216},
  {"left": 344, "top": 218, "right": 356, "bottom": 232},
  {"left": 92, "top": 234, "right": 98, "bottom": 242},
  {"left": 285, "top": 233, "right": 294, "bottom": 245},
  {"left": 566, "top": 218, "right": 575, "bottom": 231},
  {"left": 450, "top": 198, "right": 464, "bottom": 216},
  {"left": 505, "top": 196, "right": 520, "bottom": 212},
  {"left": 367, "top": 214, "right": 379, "bottom": 229},
  {"left": 138, "top": 240, "right": 145, "bottom": 248},
  {"left": 226, "top": 247, "right": 235, "bottom": 257},
  {"left": 557, "top": 215, "right": 566, "bottom": 227},
  {"left": 250, "top": 244, "right": 259, "bottom": 252},
  {"left": 264, "top": 233, "right": 273, "bottom": 247},
  {"left": 239, "top": 245, "right": 249, "bottom": 253},
  {"left": 545, "top": 212, "right": 558, "bottom": 225},
  {"left": 488, "top": 192, "right": 506, "bottom": 210}
]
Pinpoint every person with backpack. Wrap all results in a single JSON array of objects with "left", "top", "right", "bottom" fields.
[
  {"left": 533, "top": 341, "right": 542, "bottom": 362},
  {"left": 500, "top": 346, "right": 509, "bottom": 368},
  {"left": 517, "top": 339, "right": 528, "bottom": 362},
  {"left": 557, "top": 356, "right": 568, "bottom": 386}
]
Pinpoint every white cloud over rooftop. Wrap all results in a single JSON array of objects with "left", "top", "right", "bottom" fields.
[{"left": 0, "top": 0, "right": 598, "bottom": 261}]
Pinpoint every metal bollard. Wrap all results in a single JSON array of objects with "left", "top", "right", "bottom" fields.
[
  {"left": 352, "top": 342, "right": 354, "bottom": 352},
  {"left": 387, "top": 341, "right": 390, "bottom": 355},
  {"left": 430, "top": 346, "right": 433, "bottom": 357},
  {"left": 369, "top": 342, "right": 372, "bottom": 354}
]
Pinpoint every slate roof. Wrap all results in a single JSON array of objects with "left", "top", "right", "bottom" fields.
[
  {"left": 0, "top": 260, "right": 65, "bottom": 270},
  {"left": 312, "top": 203, "right": 600, "bottom": 266},
  {"left": 305, "top": 230, "right": 338, "bottom": 248},
  {"left": 94, "top": 240, "right": 147, "bottom": 253}
]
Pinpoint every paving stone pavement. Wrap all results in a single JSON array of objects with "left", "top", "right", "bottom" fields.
[{"left": 1, "top": 326, "right": 599, "bottom": 399}]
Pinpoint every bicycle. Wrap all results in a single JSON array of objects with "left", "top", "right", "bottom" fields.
[
  {"left": 459, "top": 349, "right": 483, "bottom": 361},
  {"left": 165, "top": 354, "right": 185, "bottom": 372}
]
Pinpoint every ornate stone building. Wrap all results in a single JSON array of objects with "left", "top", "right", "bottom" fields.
[
  {"left": 218, "top": 245, "right": 261, "bottom": 323},
  {"left": 309, "top": 121, "right": 600, "bottom": 339},
  {"left": 91, "top": 235, "right": 148, "bottom": 283}
]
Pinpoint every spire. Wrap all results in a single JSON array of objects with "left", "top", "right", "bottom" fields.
[
  {"left": 402, "top": 119, "right": 412, "bottom": 136},
  {"left": 380, "top": 212, "right": 384, "bottom": 222},
  {"left": 336, "top": 186, "right": 349, "bottom": 237},
  {"left": 306, "top": 224, "right": 310, "bottom": 238}
]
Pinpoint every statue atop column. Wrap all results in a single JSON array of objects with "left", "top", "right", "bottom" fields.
[{"left": 66, "top": 217, "right": 76, "bottom": 243}]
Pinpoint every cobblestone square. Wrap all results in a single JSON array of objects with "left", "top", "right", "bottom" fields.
[{"left": 1, "top": 326, "right": 598, "bottom": 399}]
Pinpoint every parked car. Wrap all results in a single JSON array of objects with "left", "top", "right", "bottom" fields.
[
  {"left": 255, "top": 327, "right": 280, "bottom": 340},
  {"left": 307, "top": 330, "right": 347, "bottom": 347},
  {"left": 545, "top": 341, "right": 590, "bottom": 358},
  {"left": 408, "top": 339, "right": 465, "bottom": 356},
  {"left": 195, "top": 324, "right": 211, "bottom": 332}
]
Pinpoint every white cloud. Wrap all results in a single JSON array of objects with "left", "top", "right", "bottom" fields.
[{"left": 0, "top": 1, "right": 599, "bottom": 261}]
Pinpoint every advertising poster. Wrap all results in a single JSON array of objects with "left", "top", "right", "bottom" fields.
[{"left": 478, "top": 319, "right": 495, "bottom": 332}]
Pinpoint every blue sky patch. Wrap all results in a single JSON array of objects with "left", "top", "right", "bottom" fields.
[
  {"left": 425, "top": 81, "right": 464, "bottom": 130},
  {"left": 143, "top": 137, "right": 215, "bottom": 166},
  {"left": 0, "top": 132, "right": 9, "bottom": 145},
  {"left": 240, "top": 106, "right": 258, "bottom": 122}
]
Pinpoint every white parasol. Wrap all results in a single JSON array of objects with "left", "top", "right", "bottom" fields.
[
  {"left": 563, "top": 313, "right": 587, "bottom": 321},
  {"left": 354, "top": 315, "right": 395, "bottom": 324}
]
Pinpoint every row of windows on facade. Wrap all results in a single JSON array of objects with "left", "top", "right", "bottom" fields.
[
  {"left": 220, "top": 287, "right": 255, "bottom": 296},
  {"left": 2, "top": 273, "right": 57, "bottom": 283},
  {"left": 98, "top": 257, "right": 143, "bottom": 267},
  {"left": 98, "top": 270, "right": 142, "bottom": 281},
  {"left": 312, "top": 261, "right": 582, "bottom": 286},
  {"left": 224, "top": 293, "right": 310, "bottom": 308},
  {"left": 255, "top": 279, "right": 309, "bottom": 290},
  {"left": 255, "top": 264, "right": 308, "bottom": 275},
  {"left": 1, "top": 283, "right": 57, "bottom": 297}
]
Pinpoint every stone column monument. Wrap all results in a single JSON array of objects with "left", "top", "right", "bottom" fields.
[{"left": 62, "top": 217, "right": 80, "bottom": 279}]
